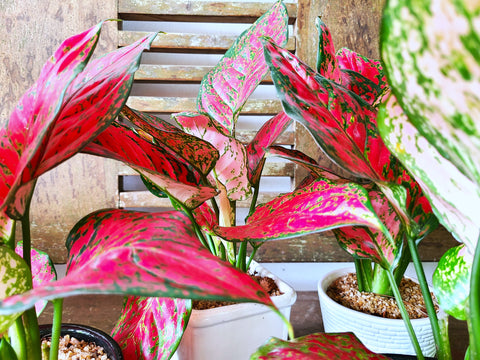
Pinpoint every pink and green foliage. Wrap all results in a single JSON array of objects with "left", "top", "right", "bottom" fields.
[
  {"left": 378, "top": 0, "right": 480, "bottom": 329},
  {"left": 197, "top": 0, "right": 289, "bottom": 133},
  {"left": 0, "top": 22, "right": 157, "bottom": 222},
  {"left": 250, "top": 332, "right": 391, "bottom": 360},
  {"left": 15, "top": 242, "right": 56, "bottom": 315},
  {"left": 262, "top": 25, "right": 437, "bottom": 268},
  {"left": 112, "top": 296, "right": 190, "bottom": 360},
  {"left": 0, "top": 209, "right": 273, "bottom": 315},
  {"left": 215, "top": 176, "right": 392, "bottom": 249}
]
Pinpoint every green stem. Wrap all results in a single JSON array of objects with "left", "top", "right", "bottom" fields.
[
  {"left": 246, "top": 242, "right": 259, "bottom": 270},
  {"left": 386, "top": 268, "right": 424, "bottom": 360},
  {"left": 407, "top": 234, "right": 451, "bottom": 359},
  {"left": 354, "top": 259, "right": 372, "bottom": 292},
  {"left": 247, "top": 184, "right": 260, "bottom": 219},
  {"left": 49, "top": 299, "right": 64, "bottom": 360},
  {"left": 371, "top": 264, "right": 392, "bottom": 296},
  {"left": 467, "top": 235, "right": 480, "bottom": 359},
  {"left": 237, "top": 241, "right": 248, "bottom": 272},
  {"left": 22, "top": 309, "right": 41, "bottom": 360},
  {"left": 8, "top": 317, "right": 27, "bottom": 360},
  {"left": 393, "top": 242, "right": 411, "bottom": 287}
]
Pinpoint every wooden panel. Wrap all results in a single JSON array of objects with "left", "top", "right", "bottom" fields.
[
  {"left": 120, "top": 31, "right": 296, "bottom": 53},
  {"left": 0, "top": 0, "right": 119, "bottom": 263},
  {"left": 118, "top": 0, "right": 298, "bottom": 22},
  {"left": 126, "top": 96, "right": 283, "bottom": 114}
]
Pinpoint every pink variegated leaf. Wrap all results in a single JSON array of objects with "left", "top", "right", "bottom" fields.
[
  {"left": 250, "top": 332, "right": 390, "bottom": 360},
  {"left": 336, "top": 48, "right": 387, "bottom": 105},
  {"left": 174, "top": 112, "right": 250, "bottom": 201},
  {"left": 263, "top": 38, "right": 398, "bottom": 183},
  {"left": 193, "top": 203, "right": 218, "bottom": 235},
  {"left": 136, "top": 168, "right": 218, "bottom": 210},
  {"left": 0, "top": 209, "right": 273, "bottom": 315},
  {"left": 215, "top": 176, "right": 391, "bottom": 244},
  {"left": 119, "top": 106, "right": 219, "bottom": 176},
  {"left": 84, "top": 122, "right": 218, "bottom": 209},
  {"left": 246, "top": 112, "right": 292, "bottom": 185},
  {"left": 15, "top": 242, "right": 56, "bottom": 315},
  {"left": 112, "top": 296, "right": 190, "bottom": 360},
  {"left": 267, "top": 146, "right": 345, "bottom": 182},
  {"left": 0, "top": 23, "right": 155, "bottom": 219},
  {"left": 315, "top": 18, "right": 341, "bottom": 82},
  {"left": 333, "top": 189, "right": 402, "bottom": 268},
  {"left": 197, "top": 0, "right": 288, "bottom": 132}
]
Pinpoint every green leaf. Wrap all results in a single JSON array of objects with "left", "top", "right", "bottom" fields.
[
  {"left": 0, "top": 246, "right": 32, "bottom": 333},
  {"left": 433, "top": 244, "right": 471, "bottom": 320}
]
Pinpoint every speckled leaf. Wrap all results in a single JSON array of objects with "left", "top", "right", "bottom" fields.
[
  {"left": 0, "top": 212, "right": 14, "bottom": 244},
  {"left": 112, "top": 296, "right": 191, "bottom": 360},
  {"left": 250, "top": 332, "right": 391, "bottom": 359},
  {"left": 0, "top": 22, "right": 155, "bottom": 219},
  {"left": 381, "top": 0, "right": 480, "bottom": 186},
  {"left": 333, "top": 189, "right": 402, "bottom": 268},
  {"left": 264, "top": 38, "right": 396, "bottom": 182},
  {"left": 378, "top": 94, "right": 480, "bottom": 254},
  {"left": 84, "top": 122, "right": 217, "bottom": 209},
  {"left": 246, "top": 112, "right": 292, "bottom": 186},
  {"left": 15, "top": 242, "right": 56, "bottom": 315},
  {"left": 0, "top": 209, "right": 273, "bottom": 315},
  {"left": 0, "top": 246, "right": 32, "bottom": 333},
  {"left": 174, "top": 112, "right": 250, "bottom": 201},
  {"left": 119, "top": 106, "right": 219, "bottom": 176},
  {"left": 215, "top": 176, "right": 391, "bottom": 243},
  {"left": 316, "top": 18, "right": 341, "bottom": 82},
  {"left": 433, "top": 245, "right": 471, "bottom": 321},
  {"left": 197, "top": 0, "right": 288, "bottom": 132}
]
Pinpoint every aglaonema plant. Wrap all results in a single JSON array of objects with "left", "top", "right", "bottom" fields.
[
  {"left": 76, "top": 1, "right": 413, "bottom": 358},
  {"left": 379, "top": 0, "right": 480, "bottom": 359},
  {"left": 0, "top": 20, "right": 279, "bottom": 360},
  {"left": 257, "top": 17, "right": 440, "bottom": 359}
]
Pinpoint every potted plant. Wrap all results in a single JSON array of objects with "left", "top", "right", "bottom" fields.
[
  {"left": 0, "top": 19, "right": 281, "bottom": 360},
  {"left": 251, "top": 0, "right": 478, "bottom": 359},
  {"left": 75, "top": 1, "right": 412, "bottom": 358}
]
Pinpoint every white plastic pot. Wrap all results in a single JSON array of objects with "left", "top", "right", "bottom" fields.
[
  {"left": 173, "top": 261, "right": 297, "bottom": 360},
  {"left": 318, "top": 267, "right": 439, "bottom": 357}
]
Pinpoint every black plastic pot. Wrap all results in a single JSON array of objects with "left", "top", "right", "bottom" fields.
[{"left": 39, "top": 323, "right": 123, "bottom": 360}]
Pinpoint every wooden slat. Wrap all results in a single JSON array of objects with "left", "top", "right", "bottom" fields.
[
  {"left": 118, "top": 162, "right": 295, "bottom": 177},
  {"left": 119, "top": 31, "right": 296, "bottom": 53},
  {"left": 134, "top": 64, "right": 277, "bottom": 83},
  {"left": 126, "top": 96, "right": 283, "bottom": 114},
  {"left": 118, "top": 1, "right": 297, "bottom": 22},
  {"left": 119, "top": 190, "right": 284, "bottom": 209}
]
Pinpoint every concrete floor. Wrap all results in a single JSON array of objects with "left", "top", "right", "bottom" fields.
[{"left": 39, "top": 291, "right": 469, "bottom": 359}]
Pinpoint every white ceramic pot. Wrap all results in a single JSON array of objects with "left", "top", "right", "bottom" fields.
[
  {"left": 318, "top": 267, "right": 438, "bottom": 357},
  {"left": 173, "top": 261, "right": 297, "bottom": 360}
]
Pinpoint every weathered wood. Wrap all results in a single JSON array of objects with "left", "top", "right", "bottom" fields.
[
  {"left": 1, "top": 0, "right": 119, "bottom": 263},
  {"left": 120, "top": 31, "right": 296, "bottom": 53},
  {"left": 118, "top": 0, "right": 298, "bottom": 23},
  {"left": 126, "top": 96, "right": 283, "bottom": 114},
  {"left": 119, "top": 190, "right": 287, "bottom": 209}
]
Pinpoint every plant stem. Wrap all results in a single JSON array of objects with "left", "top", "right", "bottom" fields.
[
  {"left": 393, "top": 242, "right": 411, "bottom": 286},
  {"left": 22, "top": 309, "right": 41, "bottom": 360},
  {"left": 237, "top": 241, "right": 248, "bottom": 272},
  {"left": 354, "top": 259, "right": 372, "bottom": 292},
  {"left": 407, "top": 234, "right": 451, "bottom": 359},
  {"left": 49, "top": 299, "right": 64, "bottom": 360},
  {"left": 467, "top": 235, "right": 480, "bottom": 359},
  {"left": 386, "top": 268, "right": 424, "bottom": 360},
  {"left": 371, "top": 264, "right": 392, "bottom": 296},
  {"left": 9, "top": 317, "right": 27, "bottom": 360}
]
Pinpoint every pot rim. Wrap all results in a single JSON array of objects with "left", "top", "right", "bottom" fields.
[
  {"left": 189, "top": 260, "right": 297, "bottom": 323},
  {"left": 317, "top": 266, "right": 441, "bottom": 324}
]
